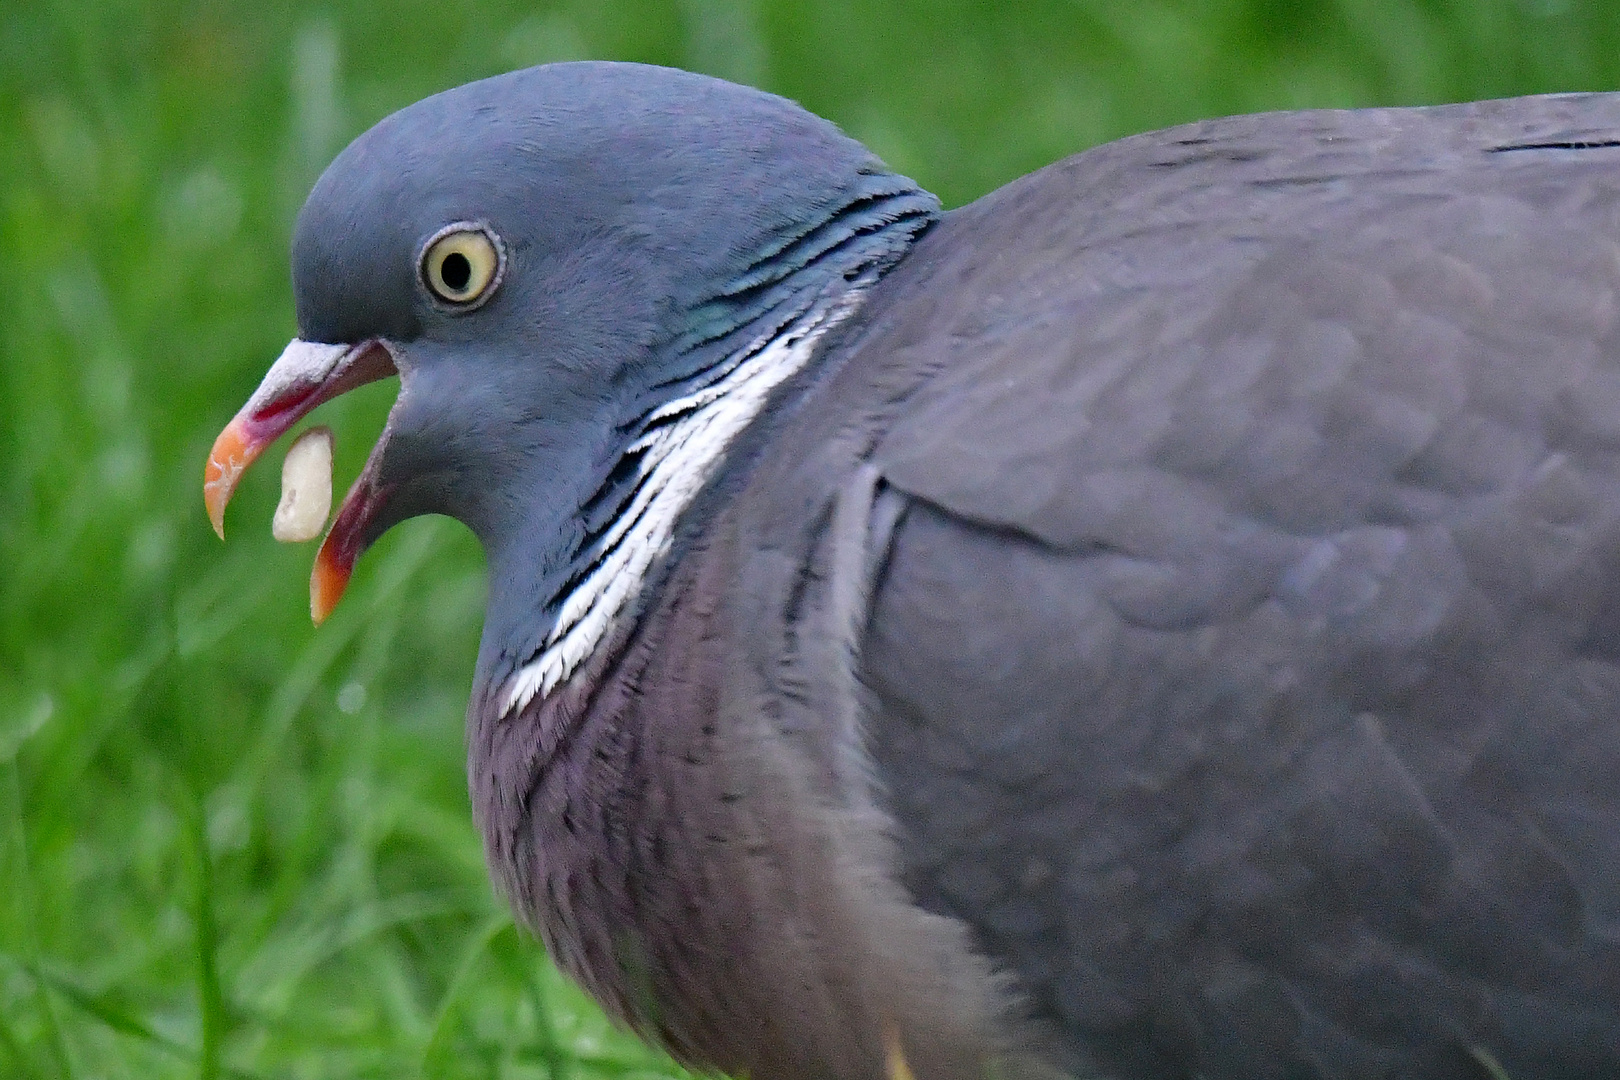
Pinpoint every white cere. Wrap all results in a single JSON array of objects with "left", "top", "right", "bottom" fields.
[{"left": 272, "top": 426, "right": 333, "bottom": 543}]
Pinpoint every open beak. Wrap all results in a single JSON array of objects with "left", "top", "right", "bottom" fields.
[{"left": 205, "top": 338, "right": 398, "bottom": 623}]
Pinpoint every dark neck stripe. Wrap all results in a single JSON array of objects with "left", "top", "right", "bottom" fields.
[
  {"left": 664, "top": 181, "right": 939, "bottom": 376},
  {"left": 500, "top": 175, "right": 938, "bottom": 710},
  {"left": 575, "top": 175, "right": 937, "bottom": 569}
]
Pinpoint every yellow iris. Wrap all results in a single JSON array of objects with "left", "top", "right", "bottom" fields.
[{"left": 420, "top": 223, "right": 503, "bottom": 307}]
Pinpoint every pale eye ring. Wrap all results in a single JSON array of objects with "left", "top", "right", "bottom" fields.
[{"left": 419, "top": 222, "right": 505, "bottom": 309}]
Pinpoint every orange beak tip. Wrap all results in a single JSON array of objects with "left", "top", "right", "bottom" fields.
[
  {"left": 204, "top": 420, "right": 254, "bottom": 543},
  {"left": 203, "top": 469, "right": 230, "bottom": 540},
  {"left": 310, "top": 541, "right": 351, "bottom": 626}
]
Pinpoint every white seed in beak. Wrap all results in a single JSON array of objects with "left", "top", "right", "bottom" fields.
[{"left": 272, "top": 426, "right": 334, "bottom": 543}]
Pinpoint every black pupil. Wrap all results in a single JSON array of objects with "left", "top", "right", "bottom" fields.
[{"left": 440, "top": 251, "right": 473, "bottom": 293}]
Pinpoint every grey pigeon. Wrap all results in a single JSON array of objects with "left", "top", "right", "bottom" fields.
[{"left": 205, "top": 62, "right": 1620, "bottom": 1080}]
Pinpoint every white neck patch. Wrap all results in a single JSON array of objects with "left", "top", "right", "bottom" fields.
[{"left": 502, "top": 286, "right": 869, "bottom": 717}]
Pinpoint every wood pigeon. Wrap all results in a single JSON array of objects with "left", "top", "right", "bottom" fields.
[{"left": 204, "top": 62, "right": 1620, "bottom": 1080}]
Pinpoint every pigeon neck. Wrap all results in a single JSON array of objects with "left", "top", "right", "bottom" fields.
[{"left": 493, "top": 178, "right": 940, "bottom": 715}]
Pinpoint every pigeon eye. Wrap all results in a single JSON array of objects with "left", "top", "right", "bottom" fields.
[{"left": 420, "top": 223, "right": 504, "bottom": 309}]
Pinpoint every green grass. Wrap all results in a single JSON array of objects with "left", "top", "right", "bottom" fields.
[{"left": 4, "top": 1, "right": 1620, "bottom": 1076}]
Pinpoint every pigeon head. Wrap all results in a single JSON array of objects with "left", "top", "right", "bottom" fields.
[{"left": 204, "top": 61, "right": 937, "bottom": 701}]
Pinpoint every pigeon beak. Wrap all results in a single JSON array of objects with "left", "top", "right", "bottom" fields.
[
  {"left": 205, "top": 337, "right": 398, "bottom": 622},
  {"left": 310, "top": 425, "right": 394, "bottom": 625}
]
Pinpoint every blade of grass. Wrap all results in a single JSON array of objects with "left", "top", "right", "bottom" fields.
[
  {"left": 526, "top": 956, "right": 570, "bottom": 1080},
  {"left": 6, "top": 761, "right": 74, "bottom": 1080},
  {"left": 32, "top": 965, "right": 183, "bottom": 1049},
  {"left": 0, "top": 997, "right": 44, "bottom": 1080},
  {"left": 185, "top": 786, "right": 227, "bottom": 1080},
  {"left": 228, "top": 518, "right": 447, "bottom": 804},
  {"left": 418, "top": 912, "right": 512, "bottom": 1076},
  {"left": 1469, "top": 1046, "right": 1513, "bottom": 1080},
  {"left": 28, "top": 964, "right": 270, "bottom": 1080},
  {"left": 234, "top": 889, "right": 482, "bottom": 1015}
]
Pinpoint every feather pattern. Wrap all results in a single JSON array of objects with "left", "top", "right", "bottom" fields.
[{"left": 504, "top": 280, "right": 870, "bottom": 711}]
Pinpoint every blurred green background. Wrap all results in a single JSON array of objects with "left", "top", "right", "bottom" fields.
[{"left": 3, "top": 1, "right": 1619, "bottom": 1077}]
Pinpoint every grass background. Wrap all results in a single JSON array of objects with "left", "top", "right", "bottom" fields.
[{"left": 4, "top": 1, "right": 1620, "bottom": 1077}]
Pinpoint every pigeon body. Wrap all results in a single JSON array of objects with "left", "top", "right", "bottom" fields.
[{"left": 208, "top": 64, "right": 1620, "bottom": 1080}]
